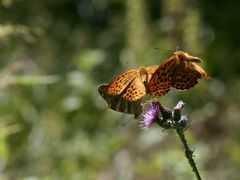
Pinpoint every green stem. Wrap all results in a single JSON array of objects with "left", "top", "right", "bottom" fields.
[{"left": 176, "top": 126, "right": 202, "bottom": 180}]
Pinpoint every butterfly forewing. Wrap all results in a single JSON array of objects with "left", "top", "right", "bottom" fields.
[
  {"left": 122, "top": 76, "right": 146, "bottom": 101},
  {"left": 148, "top": 59, "right": 174, "bottom": 96},
  {"left": 106, "top": 66, "right": 160, "bottom": 101},
  {"left": 121, "top": 65, "right": 159, "bottom": 101},
  {"left": 106, "top": 70, "right": 137, "bottom": 95}
]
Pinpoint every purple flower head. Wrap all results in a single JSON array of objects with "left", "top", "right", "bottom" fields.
[{"left": 140, "top": 99, "right": 160, "bottom": 129}]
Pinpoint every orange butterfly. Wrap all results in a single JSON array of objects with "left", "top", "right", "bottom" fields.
[
  {"left": 148, "top": 51, "right": 209, "bottom": 95},
  {"left": 98, "top": 66, "right": 170, "bottom": 117}
]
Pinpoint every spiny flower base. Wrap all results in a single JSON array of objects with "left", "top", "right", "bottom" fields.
[{"left": 139, "top": 98, "right": 187, "bottom": 130}]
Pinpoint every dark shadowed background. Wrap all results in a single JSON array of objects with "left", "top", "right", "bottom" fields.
[{"left": 0, "top": 0, "right": 240, "bottom": 179}]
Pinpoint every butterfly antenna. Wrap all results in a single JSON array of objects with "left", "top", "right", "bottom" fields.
[{"left": 176, "top": 46, "right": 179, "bottom": 51}]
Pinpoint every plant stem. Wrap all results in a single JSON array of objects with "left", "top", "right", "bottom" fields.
[{"left": 176, "top": 126, "right": 202, "bottom": 180}]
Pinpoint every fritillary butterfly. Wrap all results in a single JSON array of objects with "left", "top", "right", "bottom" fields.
[
  {"left": 98, "top": 66, "right": 170, "bottom": 116},
  {"left": 148, "top": 50, "right": 209, "bottom": 96}
]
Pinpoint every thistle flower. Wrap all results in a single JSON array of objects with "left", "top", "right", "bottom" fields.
[
  {"left": 138, "top": 99, "right": 199, "bottom": 179},
  {"left": 139, "top": 99, "right": 187, "bottom": 130},
  {"left": 139, "top": 99, "right": 160, "bottom": 129}
]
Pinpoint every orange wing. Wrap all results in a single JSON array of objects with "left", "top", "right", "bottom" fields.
[
  {"left": 106, "top": 69, "right": 137, "bottom": 95},
  {"left": 98, "top": 84, "right": 143, "bottom": 117},
  {"left": 120, "top": 65, "right": 158, "bottom": 101},
  {"left": 170, "top": 52, "right": 209, "bottom": 90},
  {"left": 121, "top": 76, "right": 146, "bottom": 101},
  {"left": 172, "top": 70, "right": 200, "bottom": 90},
  {"left": 106, "top": 66, "right": 161, "bottom": 101},
  {"left": 121, "top": 65, "right": 171, "bottom": 100},
  {"left": 145, "top": 65, "right": 159, "bottom": 76},
  {"left": 148, "top": 57, "right": 176, "bottom": 96},
  {"left": 98, "top": 66, "right": 160, "bottom": 116},
  {"left": 148, "top": 51, "right": 209, "bottom": 94}
]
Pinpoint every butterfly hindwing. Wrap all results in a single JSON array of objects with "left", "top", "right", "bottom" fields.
[
  {"left": 171, "top": 55, "right": 209, "bottom": 90},
  {"left": 98, "top": 84, "right": 143, "bottom": 117},
  {"left": 172, "top": 69, "right": 200, "bottom": 90}
]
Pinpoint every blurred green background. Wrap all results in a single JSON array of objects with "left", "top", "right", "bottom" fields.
[{"left": 0, "top": 0, "right": 240, "bottom": 179}]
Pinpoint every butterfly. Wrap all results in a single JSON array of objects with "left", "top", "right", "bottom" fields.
[
  {"left": 148, "top": 50, "right": 209, "bottom": 96},
  {"left": 98, "top": 66, "right": 170, "bottom": 117}
]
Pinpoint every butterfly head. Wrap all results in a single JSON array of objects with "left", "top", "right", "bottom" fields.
[{"left": 174, "top": 51, "right": 202, "bottom": 63}]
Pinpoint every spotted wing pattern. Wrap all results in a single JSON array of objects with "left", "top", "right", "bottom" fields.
[
  {"left": 171, "top": 64, "right": 201, "bottom": 90},
  {"left": 121, "top": 76, "right": 146, "bottom": 101},
  {"left": 148, "top": 57, "right": 176, "bottom": 96},
  {"left": 170, "top": 52, "right": 209, "bottom": 90},
  {"left": 106, "top": 70, "right": 137, "bottom": 95},
  {"left": 97, "top": 65, "right": 164, "bottom": 117},
  {"left": 148, "top": 50, "right": 209, "bottom": 95},
  {"left": 98, "top": 84, "right": 143, "bottom": 117},
  {"left": 105, "top": 66, "right": 161, "bottom": 101}
]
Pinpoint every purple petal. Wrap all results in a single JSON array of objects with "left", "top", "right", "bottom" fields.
[
  {"left": 174, "top": 101, "right": 185, "bottom": 111},
  {"left": 141, "top": 99, "right": 160, "bottom": 128}
]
